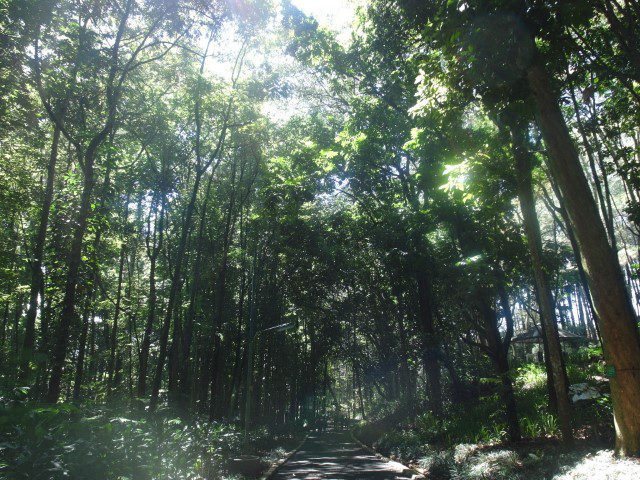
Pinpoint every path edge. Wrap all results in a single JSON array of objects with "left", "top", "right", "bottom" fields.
[
  {"left": 349, "top": 428, "right": 426, "bottom": 479},
  {"left": 260, "top": 433, "right": 310, "bottom": 480}
]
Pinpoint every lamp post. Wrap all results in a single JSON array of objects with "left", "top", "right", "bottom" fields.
[{"left": 243, "top": 322, "right": 293, "bottom": 443}]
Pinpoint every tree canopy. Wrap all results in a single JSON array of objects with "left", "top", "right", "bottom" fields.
[{"left": 2, "top": 0, "right": 640, "bottom": 478}]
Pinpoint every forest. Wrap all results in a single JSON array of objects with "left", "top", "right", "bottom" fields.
[{"left": 1, "top": 0, "right": 640, "bottom": 479}]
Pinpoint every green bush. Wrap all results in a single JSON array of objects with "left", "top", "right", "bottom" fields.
[
  {"left": 0, "top": 397, "right": 243, "bottom": 479},
  {"left": 375, "top": 430, "right": 424, "bottom": 461},
  {"left": 514, "top": 363, "right": 546, "bottom": 391}
]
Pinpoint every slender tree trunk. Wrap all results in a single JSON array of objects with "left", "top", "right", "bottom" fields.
[
  {"left": 149, "top": 80, "right": 231, "bottom": 409},
  {"left": 416, "top": 270, "right": 442, "bottom": 416},
  {"left": 394, "top": 299, "right": 414, "bottom": 406},
  {"left": 568, "top": 85, "right": 618, "bottom": 251},
  {"left": 528, "top": 59, "right": 640, "bottom": 456},
  {"left": 167, "top": 287, "right": 184, "bottom": 401},
  {"left": 510, "top": 121, "right": 573, "bottom": 443},
  {"left": 209, "top": 251, "right": 230, "bottom": 419},
  {"left": 138, "top": 199, "right": 164, "bottom": 398},
  {"left": 20, "top": 124, "right": 61, "bottom": 379},
  {"left": 107, "top": 240, "right": 127, "bottom": 396},
  {"left": 40, "top": 0, "right": 130, "bottom": 403},
  {"left": 543, "top": 177, "right": 602, "bottom": 342},
  {"left": 73, "top": 301, "right": 93, "bottom": 401},
  {"left": 209, "top": 161, "right": 241, "bottom": 419},
  {"left": 46, "top": 153, "right": 97, "bottom": 403},
  {"left": 178, "top": 173, "right": 215, "bottom": 405},
  {"left": 480, "top": 292, "right": 520, "bottom": 441},
  {"left": 0, "top": 302, "right": 8, "bottom": 365},
  {"left": 150, "top": 172, "right": 202, "bottom": 410}
]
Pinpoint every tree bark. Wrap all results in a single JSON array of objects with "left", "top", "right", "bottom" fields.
[
  {"left": 149, "top": 183, "right": 198, "bottom": 410},
  {"left": 107, "top": 237, "right": 127, "bottom": 396},
  {"left": 73, "top": 301, "right": 93, "bottom": 401},
  {"left": 45, "top": 154, "right": 97, "bottom": 403},
  {"left": 178, "top": 172, "right": 215, "bottom": 406},
  {"left": 138, "top": 196, "right": 164, "bottom": 398},
  {"left": 479, "top": 292, "right": 520, "bottom": 442},
  {"left": 416, "top": 270, "right": 442, "bottom": 416},
  {"left": 528, "top": 59, "right": 640, "bottom": 456},
  {"left": 20, "top": 123, "right": 61, "bottom": 379},
  {"left": 510, "top": 121, "right": 573, "bottom": 443}
]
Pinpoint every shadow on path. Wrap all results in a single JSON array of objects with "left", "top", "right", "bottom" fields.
[{"left": 271, "top": 431, "right": 416, "bottom": 479}]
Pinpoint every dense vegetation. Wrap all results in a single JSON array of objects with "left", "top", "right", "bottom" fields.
[{"left": 2, "top": 0, "right": 640, "bottom": 478}]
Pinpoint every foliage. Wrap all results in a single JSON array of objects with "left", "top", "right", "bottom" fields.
[
  {"left": 1, "top": 0, "right": 640, "bottom": 474},
  {"left": 0, "top": 393, "right": 248, "bottom": 479}
]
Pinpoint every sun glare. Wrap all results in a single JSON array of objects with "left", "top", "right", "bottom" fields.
[{"left": 291, "top": 0, "right": 357, "bottom": 38}]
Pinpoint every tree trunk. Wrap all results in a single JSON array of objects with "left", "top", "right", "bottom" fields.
[
  {"left": 528, "top": 60, "right": 640, "bottom": 456},
  {"left": 138, "top": 199, "right": 164, "bottom": 398},
  {"left": 73, "top": 302, "right": 93, "bottom": 401},
  {"left": 480, "top": 293, "right": 520, "bottom": 441},
  {"left": 416, "top": 270, "right": 442, "bottom": 416},
  {"left": 20, "top": 123, "right": 61, "bottom": 379},
  {"left": 510, "top": 121, "right": 573, "bottom": 443},
  {"left": 46, "top": 154, "right": 96, "bottom": 403},
  {"left": 107, "top": 240, "right": 127, "bottom": 396},
  {"left": 178, "top": 172, "right": 215, "bottom": 406},
  {"left": 149, "top": 172, "right": 202, "bottom": 410},
  {"left": 543, "top": 177, "right": 602, "bottom": 342}
]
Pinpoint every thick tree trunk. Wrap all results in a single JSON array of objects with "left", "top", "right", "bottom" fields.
[
  {"left": 510, "top": 121, "right": 573, "bottom": 443},
  {"left": 528, "top": 60, "right": 640, "bottom": 456}
]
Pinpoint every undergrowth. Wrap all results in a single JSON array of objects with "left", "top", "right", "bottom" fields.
[
  {"left": 355, "top": 349, "right": 616, "bottom": 480},
  {"left": 0, "top": 388, "right": 274, "bottom": 480}
]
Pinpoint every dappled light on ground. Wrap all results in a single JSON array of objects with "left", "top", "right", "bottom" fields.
[
  {"left": 272, "top": 431, "right": 415, "bottom": 479},
  {"left": 553, "top": 450, "right": 640, "bottom": 480}
]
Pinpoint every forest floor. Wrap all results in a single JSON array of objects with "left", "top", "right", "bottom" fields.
[
  {"left": 353, "top": 428, "right": 640, "bottom": 479},
  {"left": 344, "top": 358, "right": 640, "bottom": 479}
]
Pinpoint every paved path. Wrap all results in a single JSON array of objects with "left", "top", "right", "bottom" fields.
[{"left": 271, "top": 431, "right": 416, "bottom": 479}]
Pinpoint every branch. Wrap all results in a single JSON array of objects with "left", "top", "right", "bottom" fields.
[{"left": 33, "top": 33, "right": 81, "bottom": 151}]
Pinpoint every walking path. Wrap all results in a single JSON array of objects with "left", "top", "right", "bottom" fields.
[{"left": 270, "top": 431, "right": 416, "bottom": 479}]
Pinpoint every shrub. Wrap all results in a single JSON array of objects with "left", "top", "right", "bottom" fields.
[
  {"left": 375, "top": 430, "right": 424, "bottom": 461},
  {"left": 514, "top": 363, "right": 546, "bottom": 391},
  {"left": 0, "top": 399, "right": 243, "bottom": 480}
]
